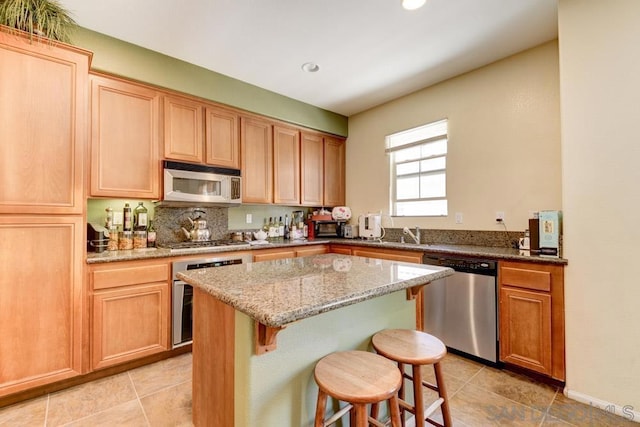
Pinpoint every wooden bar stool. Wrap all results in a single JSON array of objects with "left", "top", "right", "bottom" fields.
[
  {"left": 371, "top": 329, "right": 452, "bottom": 427},
  {"left": 314, "top": 350, "right": 403, "bottom": 427}
]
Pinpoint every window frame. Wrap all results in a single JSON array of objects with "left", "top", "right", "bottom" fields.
[{"left": 387, "top": 120, "right": 449, "bottom": 217}]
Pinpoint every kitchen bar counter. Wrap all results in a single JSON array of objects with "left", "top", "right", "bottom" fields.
[
  {"left": 177, "top": 253, "right": 453, "bottom": 328},
  {"left": 180, "top": 254, "right": 453, "bottom": 426},
  {"left": 86, "top": 237, "right": 567, "bottom": 264}
]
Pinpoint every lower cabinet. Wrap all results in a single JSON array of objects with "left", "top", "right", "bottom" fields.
[
  {"left": 499, "top": 260, "right": 565, "bottom": 380},
  {"left": 331, "top": 244, "right": 423, "bottom": 264},
  {"left": 252, "top": 244, "right": 328, "bottom": 262},
  {"left": 89, "top": 260, "right": 170, "bottom": 370},
  {"left": 0, "top": 216, "right": 85, "bottom": 397}
]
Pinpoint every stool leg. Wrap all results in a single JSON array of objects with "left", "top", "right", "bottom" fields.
[
  {"left": 353, "top": 403, "right": 368, "bottom": 427},
  {"left": 434, "top": 362, "right": 452, "bottom": 427},
  {"left": 314, "top": 389, "right": 327, "bottom": 427},
  {"left": 389, "top": 394, "right": 402, "bottom": 427},
  {"left": 397, "top": 362, "right": 406, "bottom": 427},
  {"left": 370, "top": 402, "right": 379, "bottom": 421},
  {"left": 412, "top": 364, "right": 425, "bottom": 427}
]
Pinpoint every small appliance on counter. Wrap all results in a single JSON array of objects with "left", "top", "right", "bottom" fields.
[
  {"left": 87, "top": 223, "right": 109, "bottom": 253},
  {"left": 313, "top": 220, "right": 346, "bottom": 238},
  {"left": 343, "top": 223, "right": 359, "bottom": 239},
  {"left": 358, "top": 213, "right": 383, "bottom": 240}
]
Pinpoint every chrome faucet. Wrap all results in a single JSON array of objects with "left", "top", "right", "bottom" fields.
[{"left": 402, "top": 226, "right": 421, "bottom": 244}]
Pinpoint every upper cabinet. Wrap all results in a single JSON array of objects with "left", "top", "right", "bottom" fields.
[
  {"left": 162, "top": 95, "right": 240, "bottom": 169},
  {"left": 273, "top": 125, "right": 301, "bottom": 205},
  {"left": 324, "top": 137, "right": 346, "bottom": 207},
  {"left": 241, "top": 117, "right": 273, "bottom": 203},
  {"left": 300, "top": 132, "right": 324, "bottom": 206},
  {"left": 163, "top": 94, "right": 204, "bottom": 163},
  {"left": 0, "top": 30, "right": 91, "bottom": 214},
  {"left": 205, "top": 106, "right": 240, "bottom": 169},
  {"left": 90, "top": 74, "right": 161, "bottom": 199}
]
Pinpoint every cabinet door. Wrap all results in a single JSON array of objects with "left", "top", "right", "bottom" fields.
[
  {"left": 324, "top": 137, "right": 346, "bottom": 207},
  {"left": 0, "top": 31, "right": 90, "bottom": 214},
  {"left": 0, "top": 216, "right": 84, "bottom": 397},
  {"left": 330, "top": 245, "right": 352, "bottom": 255},
  {"left": 241, "top": 117, "right": 273, "bottom": 203},
  {"left": 90, "top": 74, "right": 161, "bottom": 199},
  {"left": 163, "top": 95, "right": 203, "bottom": 163},
  {"left": 273, "top": 126, "right": 300, "bottom": 205},
  {"left": 92, "top": 283, "right": 169, "bottom": 370},
  {"left": 499, "top": 287, "right": 552, "bottom": 376},
  {"left": 300, "top": 132, "right": 324, "bottom": 206},
  {"left": 205, "top": 106, "right": 240, "bottom": 168},
  {"left": 295, "top": 245, "right": 328, "bottom": 257},
  {"left": 253, "top": 248, "right": 296, "bottom": 262},
  {"left": 351, "top": 248, "right": 423, "bottom": 264}
]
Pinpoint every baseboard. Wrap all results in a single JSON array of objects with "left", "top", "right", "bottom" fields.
[{"left": 564, "top": 388, "right": 639, "bottom": 424}]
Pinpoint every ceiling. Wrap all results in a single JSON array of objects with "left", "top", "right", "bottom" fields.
[{"left": 58, "top": 0, "right": 558, "bottom": 117}]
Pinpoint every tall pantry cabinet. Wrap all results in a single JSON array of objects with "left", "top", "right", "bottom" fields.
[{"left": 0, "top": 29, "right": 91, "bottom": 397}]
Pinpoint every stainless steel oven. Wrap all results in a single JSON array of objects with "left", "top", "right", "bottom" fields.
[{"left": 172, "top": 253, "right": 253, "bottom": 348}]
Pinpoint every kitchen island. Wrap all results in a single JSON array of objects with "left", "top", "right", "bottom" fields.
[{"left": 177, "top": 253, "right": 453, "bottom": 426}]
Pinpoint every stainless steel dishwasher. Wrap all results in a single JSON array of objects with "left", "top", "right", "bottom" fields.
[{"left": 422, "top": 255, "right": 498, "bottom": 365}]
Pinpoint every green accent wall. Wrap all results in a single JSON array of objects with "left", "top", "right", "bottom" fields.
[{"left": 72, "top": 28, "right": 348, "bottom": 137}]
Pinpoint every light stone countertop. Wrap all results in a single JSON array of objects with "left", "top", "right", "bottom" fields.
[
  {"left": 177, "top": 253, "right": 454, "bottom": 327},
  {"left": 86, "top": 238, "right": 567, "bottom": 264}
]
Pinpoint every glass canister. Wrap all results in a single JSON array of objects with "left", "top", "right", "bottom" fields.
[
  {"left": 133, "top": 230, "right": 147, "bottom": 249},
  {"left": 107, "top": 227, "right": 119, "bottom": 251},
  {"left": 118, "top": 231, "right": 133, "bottom": 250}
]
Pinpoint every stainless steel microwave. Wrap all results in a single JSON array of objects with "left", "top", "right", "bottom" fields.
[{"left": 163, "top": 161, "right": 242, "bottom": 205}]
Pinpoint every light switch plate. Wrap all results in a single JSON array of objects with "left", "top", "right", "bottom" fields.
[
  {"left": 246, "top": 214, "right": 252, "bottom": 224},
  {"left": 455, "top": 212, "right": 463, "bottom": 224}
]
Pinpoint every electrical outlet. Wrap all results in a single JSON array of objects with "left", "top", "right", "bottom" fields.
[
  {"left": 495, "top": 211, "right": 505, "bottom": 223},
  {"left": 455, "top": 212, "right": 463, "bottom": 224},
  {"left": 246, "top": 214, "right": 252, "bottom": 224},
  {"left": 113, "top": 211, "right": 123, "bottom": 225}
]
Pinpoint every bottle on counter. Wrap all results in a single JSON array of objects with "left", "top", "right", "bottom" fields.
[
  {"left": 268, "top": 217, "right": 276, "bottom": 241},
  {"left": 278, "top": 216, "right": 284, "bottom": 241},
  {"left": 134, "top": 202, "right": 148, "bottom": 231},
  {"left": 147, "top": 219, "right": 156, "bottom": 248},
  {"left": 284, "top": 214, "right": 290, "bottom": 240},
  {"left": 105, "top": 207, "right": 114, "bottom": 229},
  {"left": 123, "top": 203, "right": 132, "bottom": 231}
]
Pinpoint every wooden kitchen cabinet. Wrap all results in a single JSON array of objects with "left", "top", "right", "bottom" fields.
[
  {"left": 0, "top": 216, "right": 85, "bottom": 397},
  {"left": 295, "top": 245, "right": 329, "bottom": 257},
  {"left": 499, "top": 260, "right": 565, "bottom": 380},
  {"left": 329, "top": 245, "right": 353, "bottom": 255},
  {"left": 241, "top": 117, "right": 273, "bottom": 203},
  {"left": 348, "top": 246, "right": 424, "bottom": 264},
  {"left": 324, "top": 137, "right": 346, "bottom": 207},
  {"left": 273, "top": 125, "right": 301, "bottom": 205},
  {"left": 300, "top": 132, "right": 324, "bottom": 206},
  {"left": 90, "top": 74, "right": 161, "bottom": 199},
  {"left": 163, "top": 94, "right": 204, "bottom": 163},
  {"left": 0, "top": 30, "right": 90, "bottom": 214},
  {"left": 205, "top": 106, "right": 240, "bottom": 169},
  {"left": 253, "top": 248, "right": 296, "bottom": 262},
  {"left": 89, "top": 260, "right": 170, "bottom": 370}
]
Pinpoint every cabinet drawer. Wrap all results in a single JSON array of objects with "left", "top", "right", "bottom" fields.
[
  {"left": 92, "top": 264, "right": 169, "bottom": 290},
  {"left": 500, "top": 266, "right": 551, "bottom": 292}
]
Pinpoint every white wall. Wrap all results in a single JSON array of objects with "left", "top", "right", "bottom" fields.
[
  {"left": 346, "top": 41, "right": 561, "bottom": 231},
  {"left": 559, "top": 0, "right": 640, "bottom": 415}
]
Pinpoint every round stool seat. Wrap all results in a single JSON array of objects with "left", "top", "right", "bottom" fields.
[
  {"left": 314, "top": 350, "right": 402, "bottom": 404},
  {"left": 372, "top": 329, "right": 446, "bottom": 365}
]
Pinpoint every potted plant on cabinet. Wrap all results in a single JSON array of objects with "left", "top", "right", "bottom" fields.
[{"left": 0, "top": 0, "right": 76, "bottom": 43}]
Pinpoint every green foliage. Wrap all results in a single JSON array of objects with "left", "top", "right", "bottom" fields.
[{"left": 0, "top": 0, "right": 76, "bottom": 43}]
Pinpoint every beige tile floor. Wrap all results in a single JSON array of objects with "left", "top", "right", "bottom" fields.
[{"left": 0, "top": 352, "right": 636, "bottom": 426}]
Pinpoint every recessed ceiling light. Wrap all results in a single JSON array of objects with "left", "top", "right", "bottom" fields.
[
  {"left": 301, "top": 62, "right": 320, "bottom": 73},
  {"left": 402, "top": 0, "right": 426, "bottom": 10}
]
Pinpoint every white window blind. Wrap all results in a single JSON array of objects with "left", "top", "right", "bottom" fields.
[{"left": 386, "top": 119, "right": 448, "bottom": 217}]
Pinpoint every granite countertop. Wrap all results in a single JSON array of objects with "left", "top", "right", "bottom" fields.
[
  {"left": 177, "top": 253, "right": 453, "bottom": 327},
  {"left": 86, "top": 238, "right": 567, "bottom": 264}
]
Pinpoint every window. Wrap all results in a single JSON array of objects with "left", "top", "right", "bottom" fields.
[{"left": 387, "top": 119, "right": 448, "bottom": 216}]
